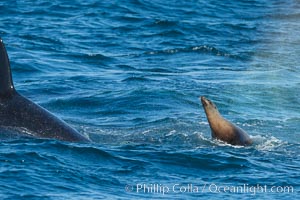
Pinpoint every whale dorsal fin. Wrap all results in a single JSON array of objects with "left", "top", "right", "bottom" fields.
[{"left": 0, "top": 39, "right": 15, "bottom": 96}]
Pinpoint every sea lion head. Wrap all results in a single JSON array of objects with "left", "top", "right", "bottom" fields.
[{"left": 200, "top": 96, "right": 220, "bottom": 119}]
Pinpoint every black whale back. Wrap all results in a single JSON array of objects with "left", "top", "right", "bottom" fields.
[{"left": 0, "top": 39, "right": 89, "bottom": 142}]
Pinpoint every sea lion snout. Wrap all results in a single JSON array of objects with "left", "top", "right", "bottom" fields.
[
  {"left": 200, "top": 96, "right": 215, "bottom": 109},
  {"left": 200, "top": 96, "right": 209, "bottom": 106}
]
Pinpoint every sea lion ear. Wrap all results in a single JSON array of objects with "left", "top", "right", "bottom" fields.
[{"left": 211, "top": 102, "right": 217, "bottom": 109}]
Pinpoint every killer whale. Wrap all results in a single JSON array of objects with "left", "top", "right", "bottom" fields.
[{"left": 0, "top": 39, "right": 89, "bottom": 142}]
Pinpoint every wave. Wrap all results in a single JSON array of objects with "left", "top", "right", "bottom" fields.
[
  {"left": 252, "top": 135, "right": 288, "bottom": 151},
  {"left": 121, "top": 76, "right": 153, "bottom": 83},
  {"left": 122, "top": 45, "right": 238, "bottom": 59}
]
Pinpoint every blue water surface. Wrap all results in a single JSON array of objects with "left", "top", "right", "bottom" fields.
[{"left": 0, "top": 0, "right": 299, "bottom": 199}]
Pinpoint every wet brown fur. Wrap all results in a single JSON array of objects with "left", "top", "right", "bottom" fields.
[{"left": 200, "top": 96, "right": 252, "bottom": 146}]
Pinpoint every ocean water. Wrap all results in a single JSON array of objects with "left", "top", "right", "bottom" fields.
[{"left": 0, "top": 0, "right": 299, "bottom": 199}]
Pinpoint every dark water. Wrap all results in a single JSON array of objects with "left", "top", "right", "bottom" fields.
[{"left": 0, "top": 0, "right": 299, "bottom": 199}]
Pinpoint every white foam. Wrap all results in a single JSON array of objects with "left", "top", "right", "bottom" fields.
[
  {"left": 211, "top": 139, "right": 245, "bottom": 148},
  {"left": 165, "top": 130, "right": 176, "bottom": 137},
  {"left": 199, "top": 121, "right": 209, "bottom": 125},
  {"left": 253, "top": 135, "right": 287, "bottom": 151}
]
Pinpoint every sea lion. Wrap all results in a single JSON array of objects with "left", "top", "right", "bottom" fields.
[{"left": 200, "top": 96, "right": 252, "bottom": 146}]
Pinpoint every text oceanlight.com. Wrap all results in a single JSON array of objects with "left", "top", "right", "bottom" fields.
[{"left": 125, "top": 183, "right": 294, "bottom": 195}]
